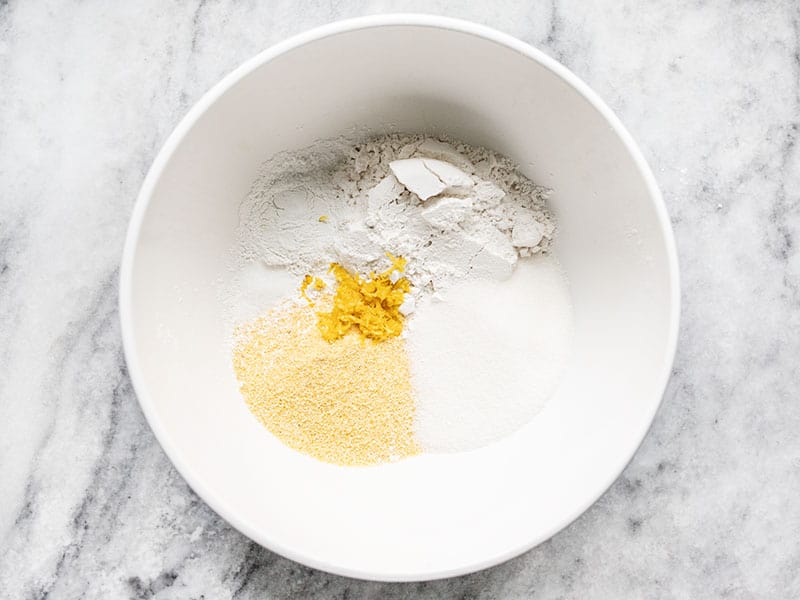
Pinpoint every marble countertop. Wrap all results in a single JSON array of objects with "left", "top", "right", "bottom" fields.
[{"left": 1, "top": 1, "right": 798, "bottom": 598}]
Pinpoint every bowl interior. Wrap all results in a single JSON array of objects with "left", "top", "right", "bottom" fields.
[{"left": 123, "top": 21, "right": 677, "bottom": 580}]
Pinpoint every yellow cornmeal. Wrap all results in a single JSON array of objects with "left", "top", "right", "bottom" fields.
[{"left": 232, "top": 304, "right": 419, "bottom": 466}]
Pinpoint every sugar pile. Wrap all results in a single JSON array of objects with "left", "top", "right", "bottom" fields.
[{"left": 406, "top": 256, "right": 573, "bottom": 452}]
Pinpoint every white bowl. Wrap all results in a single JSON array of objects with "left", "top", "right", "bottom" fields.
[{"left": 120, "top": 15, "right": 679, "bottom": 581}]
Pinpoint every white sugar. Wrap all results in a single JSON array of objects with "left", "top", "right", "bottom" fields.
[{"left": 407, "top": 255, "right": 574, "bottom": 452}]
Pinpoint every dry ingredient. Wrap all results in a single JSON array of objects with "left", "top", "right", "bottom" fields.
[
  {"left": 407, "top": 257, "right": 573, "bottom": 452},
  {"left": 233, "top": 303, "right": 419, "bottom": 466},
  {"left": 227, "top": 134, "right": 573, "bottom": 466}
]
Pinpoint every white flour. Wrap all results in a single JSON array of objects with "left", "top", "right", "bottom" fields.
[{"left": 235, "top": 134, "right": 555, "bottom": 303}]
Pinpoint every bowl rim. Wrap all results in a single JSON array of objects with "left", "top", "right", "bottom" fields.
[{"left": 119, "top": 13, "right": 681, "bottom": 582}]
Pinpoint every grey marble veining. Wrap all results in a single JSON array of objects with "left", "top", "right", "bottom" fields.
[{"left": 1, "top": 1, "right": 798, "bottom": 598}]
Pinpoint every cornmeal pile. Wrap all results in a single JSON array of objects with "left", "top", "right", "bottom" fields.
[{"left": 233, "top": 259, "right": 418, "bottom": 466}]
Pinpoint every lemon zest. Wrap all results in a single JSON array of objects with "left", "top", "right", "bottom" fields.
[
  {"left": 315, "top": 253, "right": 410, "bottom": 342},
  {"left": 300, "top": 275, "right": 326, "bottom": 306}
]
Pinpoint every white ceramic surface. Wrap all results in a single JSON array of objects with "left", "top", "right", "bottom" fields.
[{"left": 119, "top": 15, "right": 679, "bottom": 581}]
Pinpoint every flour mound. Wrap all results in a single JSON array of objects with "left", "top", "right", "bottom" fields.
[{"left": 236, "top": 134, "right": 554, "bottom": 301}]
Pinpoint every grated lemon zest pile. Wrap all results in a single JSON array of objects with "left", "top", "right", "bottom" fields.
[{"left": 312, "top": 253, "right": 410, "bottom": 342}]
